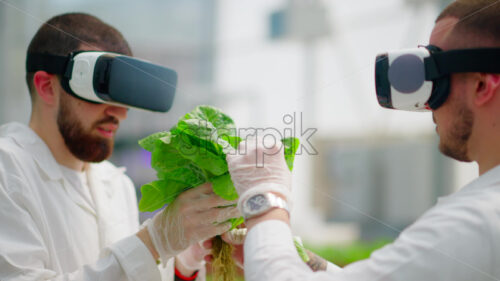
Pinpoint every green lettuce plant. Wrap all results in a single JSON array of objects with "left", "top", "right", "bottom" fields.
[{"left": 138, "top": 105, "right": 299, "bottom": 228}]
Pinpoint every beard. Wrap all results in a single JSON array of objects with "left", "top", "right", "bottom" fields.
[
  {"left": 57, "top": 96, "right": 117, "bottom": 163},
  {"left": 438, "top": 102, "right": 474, "bottom": 162}
]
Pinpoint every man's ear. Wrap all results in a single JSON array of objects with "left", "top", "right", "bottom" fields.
[
  {"left": 33, "top": 71, "right": 58, "bottom": 106},
  {"left": 474, "top": 73, "right": 500, "bottom": 107}
]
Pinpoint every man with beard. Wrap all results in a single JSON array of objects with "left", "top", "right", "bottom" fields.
[
  {"left": 0, "top": 13, "right": 239, "bottom": 281},
  {"left": 223, "top": 0, "right": 500, "bottom": 280}
]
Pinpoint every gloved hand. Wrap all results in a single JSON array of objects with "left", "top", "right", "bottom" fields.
[
  {"left": 226, "top": 137, "right": 292, "bottom": 206},
  {"left": 175, "top": 241, "right": 211, "bottom": 272},
  {"left": 146, "top": 183, "right": 240, "bottom": 263}
]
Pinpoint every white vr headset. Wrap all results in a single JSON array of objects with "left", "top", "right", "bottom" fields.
[
  {"left": 375, "top": 45, "right": 500, "bottom": 111},
  {"left": 26, "top": 51, "right": 178, "bottom": 112}
]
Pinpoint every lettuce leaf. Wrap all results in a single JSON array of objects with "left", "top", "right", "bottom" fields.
[
  {"left": 180, "top": 105, "right": 237, "bottom": 137},
  {"left": 157, "top": 163, "right": 206, "bottom": 187},
  {"left": 139, "top": 180, "right": 188, "bottom": 212},
  {"left": 138, "top": 131, "right": 170, "bottom": 152},
  {"left": 150, "top": 136, "right": 191, "bottom": 174},
  {"left": 210, "top": 173, "right": 238, "bottom": 201},
  {"left": 169, "top": 132, "right": 228, "bottom": 176}
]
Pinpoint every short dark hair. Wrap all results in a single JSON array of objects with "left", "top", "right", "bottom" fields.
[
  {"left": 26, "top": 13, "right": 132, "bottom": 98},
  {"left": 436, "top": 0, "right": 500, "bottom": 47}
]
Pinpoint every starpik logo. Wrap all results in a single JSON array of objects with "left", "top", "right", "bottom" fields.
[{"left": 174, "top": 112, "right": 318, "bottom": 168}]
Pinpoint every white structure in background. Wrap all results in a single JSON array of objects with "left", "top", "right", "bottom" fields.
[{"left": 268, "top": 0, "right": 358, "bottom": 244}]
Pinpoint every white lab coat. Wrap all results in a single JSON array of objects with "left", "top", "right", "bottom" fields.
[
  {"left": 244, "top": 164, "right": 500, "bottom": 281},
  {"left": 0, "top": 122, "right": 191, "bottom": 281}
]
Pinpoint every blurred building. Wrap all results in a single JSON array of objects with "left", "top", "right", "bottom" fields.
[{"left": 312, "top": 136, "right": 455, "bottom": 240}]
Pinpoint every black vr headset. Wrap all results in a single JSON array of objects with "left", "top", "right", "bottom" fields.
[
  {"left": 26, "top": 51, "right": 178, "bottom": 112},
  {"left": 375, "top": 45, "right": 500, "bottom": 111}
]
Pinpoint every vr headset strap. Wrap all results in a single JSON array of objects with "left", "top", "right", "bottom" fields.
[
  {"left": 25, "top": 53, "right": 94, "bottom": 103},
  {"left": 425, "top": 48, "right": 500, "bottom": 80},
  {"left": 26, "top": 53, "right": 69, "bottom": 76}
]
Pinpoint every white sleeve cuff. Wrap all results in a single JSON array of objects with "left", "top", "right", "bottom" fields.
[
  {"left": 245, "top": 220, "right": 311, "bottom": 280},
  {"left": 246, "top": 219, "right": 296, "bottom": 252},
  {"left": 108, "top": 234, "right": 162, "bottom": 281}
]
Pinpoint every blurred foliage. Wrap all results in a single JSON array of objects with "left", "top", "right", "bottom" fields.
[{"left": 305, "top": 238, "right": 393, "bottom": 268}]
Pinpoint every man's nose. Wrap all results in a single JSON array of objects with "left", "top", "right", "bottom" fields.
[{"left": 105, "top": 105, "right": 128, "bottom": 121}]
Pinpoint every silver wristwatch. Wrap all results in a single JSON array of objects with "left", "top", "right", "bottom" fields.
[{"left": 240, "top": 192, "right": 289, "bottom": 220}]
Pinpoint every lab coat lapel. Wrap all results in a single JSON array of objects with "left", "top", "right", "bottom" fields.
[
  {"left": 5, "top": 122, "right": 62, "bottom": 182},
  {"left": 8, "top": 123, "right": 97, "bottom": 217}
]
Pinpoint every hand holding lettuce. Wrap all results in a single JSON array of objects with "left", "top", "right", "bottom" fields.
[
  {"left": 145, "top": 183, "right": 240, "bottom": 264},
  {"left": 138, "top": 105, "right": 300, "bottom": 280}
]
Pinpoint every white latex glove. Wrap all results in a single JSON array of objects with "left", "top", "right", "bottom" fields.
[
  {"left": 146, "top": 183, "right": 240, "bottom": 263},
  {"left": 176, "top": 241, "right": 211, "bottom": 271},
  {"left": 223, "top": 228, "right": 247, "bottom": 245},
  {"left": 226, "top": 137, "right": 292, "bottom": 208}
]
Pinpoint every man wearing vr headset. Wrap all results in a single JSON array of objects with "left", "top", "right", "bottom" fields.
[
  {"left": 0, "top": 13, "right": 239, "bottom": 281},
  {"left": 223, "top": 0, "right": 500, "bottom": 280}
]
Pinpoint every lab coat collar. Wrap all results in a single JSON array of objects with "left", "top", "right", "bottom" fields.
[
  {"left": 0, "top": 122, "right": 64, "bottom": 181},
  {"left": 461, "top": 164, "right": 500, "bottom": 192},
  {"left": 87, "top": 161, "right": 127, "bottom": 183}
]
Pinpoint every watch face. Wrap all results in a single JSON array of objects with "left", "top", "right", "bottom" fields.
[{"left": 247, "top": 194, "right": 269, "bottom": 212}]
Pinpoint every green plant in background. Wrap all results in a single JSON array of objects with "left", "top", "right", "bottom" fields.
[{"left": 305, "top": 238, "right": 393, "bottom": 268}]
